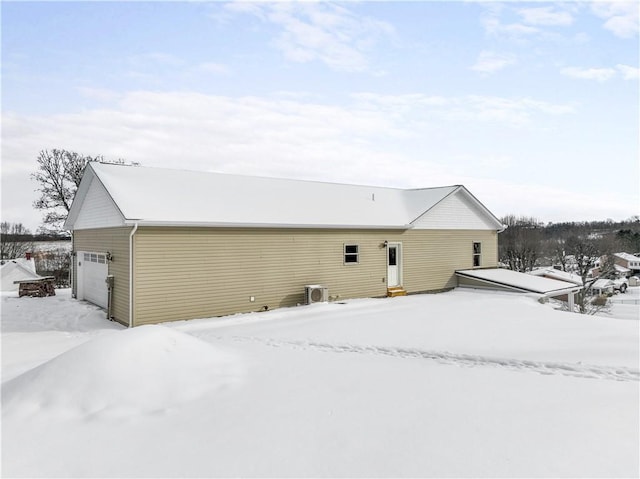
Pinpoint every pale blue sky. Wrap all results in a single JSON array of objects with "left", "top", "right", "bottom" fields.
[{"left": 2, "top": 1, "right": 638, "bottom": 231}]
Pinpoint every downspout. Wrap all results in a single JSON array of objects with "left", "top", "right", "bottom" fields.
[
  {"left": 69, "top": 230, "right": 75, "bottom": 298},
  {"left": 496, "top": 224, "right": 507, "bottom": 265},
  {"left": 129, "top": 222, "right": 138, "bottom": 328}
]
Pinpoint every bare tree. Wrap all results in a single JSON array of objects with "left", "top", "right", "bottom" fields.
[
  {"left": 31, "top": 150, "right": 104, "bottom": 232},
  {"left": 564, "top": 235, "right": 616, "bottom": 314},
  {"left": 499, "top": 215, "right": 542, "bottom": 272},
  {"left": 31, "top": 149, "right": 131, "bottom": 233},
  {"left": 0, "top": 222, "right": 34, "bottom": 260}
]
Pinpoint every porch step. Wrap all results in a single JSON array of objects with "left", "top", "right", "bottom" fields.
[{"left": 387, "top": 287, "right": 407, "bottom": 297}]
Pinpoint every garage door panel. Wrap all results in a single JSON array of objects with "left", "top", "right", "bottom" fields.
[{"left": 79, "top": 252, "right": 108, "bottom": 309}]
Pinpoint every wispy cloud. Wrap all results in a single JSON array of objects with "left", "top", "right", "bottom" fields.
[
  {"left": 352, "top": 92, "right": 573, "bottom": 127},
  {"left": 517, "top": 6, "right": 574, "bottom": 26},
  {"left": 616, "top": 64, "right": 640, "bottom": 80},
  {"left": 197, "top": 62, "right": 232, "bottom": 76},
  {"left": 561, "top": 66, "right": 618, "bottom": 82},
  {"left": 224, "top": 2, "right": 394, "bottom": 72},
  {"left": 480, "top": 3, "right": 540, "bottom": 38},
  {"left": 127, "top": 52, "right": 185, "bottom": 68},
  {"left": 591, "top": 2, "right": 639, "bottom": 38},
  {"left": 470, "top": 51, "right": 516, "bottom": 75},
  {"left": 76, "top": 87, "right": 123, "bottom": 103}
]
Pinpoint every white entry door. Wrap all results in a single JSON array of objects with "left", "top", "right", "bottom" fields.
[
  {"left": 77, "top": 252, "right": 108, "bottom": 309},
  {"left": 387, "top": 243, "right": 401, "bottom": 287}
]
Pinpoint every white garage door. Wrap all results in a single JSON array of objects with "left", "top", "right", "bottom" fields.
[{"left": 78, "top": 252, "right": 108, "bottom": 309}]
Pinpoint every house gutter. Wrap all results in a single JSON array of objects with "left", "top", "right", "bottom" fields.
[
  {"left": 123, "top": 220, "right": 414, "bottom": 230},
  {"left": 128, "top": 222, "right": 138, "bottom": 328}
]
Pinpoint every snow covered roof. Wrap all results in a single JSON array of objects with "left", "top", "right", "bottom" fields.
[
  {"left": 614, "top": 264, "right": 631, "bottom": 274},
  {"left": 457, "top": 268, "right": 582, "bottom": 295},
  {"left": 614, "top": 252, "right": 640, "bottom": 263},
  {"left": 65, "top": 163, "right": 504, "bottom": 230},
  {"left": 591, "top": 279, "right": 614, "bottom": 289},
  {"left": 529, "top": 267, "right": 583, "bottom": 286}
]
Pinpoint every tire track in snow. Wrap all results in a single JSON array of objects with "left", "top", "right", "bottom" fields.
[{"left": 220, "top": 335, "right": 639, "bottom": 382}]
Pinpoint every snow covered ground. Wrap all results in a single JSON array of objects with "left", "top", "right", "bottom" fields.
[{"left": 2, "top": 288, "right": 638, "bottom": 477}]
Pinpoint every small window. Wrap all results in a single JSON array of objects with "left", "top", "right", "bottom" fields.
[
  {"left": 344, "top": 244, "right": 359, "bottom": 264},
  {"left": 473, "top": 242, "right": 481, "bottom": 267}
]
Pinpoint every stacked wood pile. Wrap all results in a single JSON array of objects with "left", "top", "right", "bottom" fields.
[{"left": 15, "top": 277, "right": 56, "bottom": 297}]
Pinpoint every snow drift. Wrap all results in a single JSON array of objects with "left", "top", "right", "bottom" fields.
[{"left": 2, "top": 325, "right": 243, "bottom": 417}]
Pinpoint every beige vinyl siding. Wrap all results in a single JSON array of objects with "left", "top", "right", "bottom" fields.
[
  {"left": 132, "top": 227, "right": 498, "bottom": 326},
  {"left": 73, "top": 227, "right": 132, "bottom": 325},
  {"left": 133, "top": 228, "right": 392, "bottom": 325},
  {"left": 402, "top": 229, "right": 498, "bottom": 292}
]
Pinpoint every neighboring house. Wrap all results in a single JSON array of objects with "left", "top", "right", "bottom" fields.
[
  {"left": 64, "top": 162, "right": 505, "bottom": 327},
  {"left": 592, "top": 253, "right": 638, "bottom": 279},
  {"left": 613, "top": 253, "right": 640, "bottom": 276},
  {"left": 0, "top": 257, "right": 40, "bottom": 291}
]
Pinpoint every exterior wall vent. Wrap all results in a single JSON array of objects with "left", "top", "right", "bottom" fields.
[{"left": 305, "top": 285, "right": 328, "bottom": 304}]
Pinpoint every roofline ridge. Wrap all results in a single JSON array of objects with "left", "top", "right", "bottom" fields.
[{"left": 91, "top": 162, "right": 451, "bottom": 191}]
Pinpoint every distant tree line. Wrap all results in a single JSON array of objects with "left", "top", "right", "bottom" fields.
[
  {"left": 499, "top": 215, "right": 640, "bottom": 275},
  {"left": 498, "top": 214, "right": 640, "bottom": 314}
]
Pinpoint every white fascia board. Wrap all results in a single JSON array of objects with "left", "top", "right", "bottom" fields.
[
  {"left": 66, "top": 163, "right": 127, "bottom": 230},
  {"left": 124, "top": 220, "right": 413, "bottom": 230},
  {"left": 542, "top": 286, "right": 583, "bottom": 298},
  {"left": 63, "top": 165, "right": 95, "bottom": 230}
]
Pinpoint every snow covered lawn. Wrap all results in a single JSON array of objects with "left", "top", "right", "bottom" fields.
[{"left": 2, "top": 289, "right": 638, "bottom": 477}]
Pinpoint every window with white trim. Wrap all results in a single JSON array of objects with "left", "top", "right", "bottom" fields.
[
  {"left": 344, "top": 244, "right": 359, "bottom": 264},
  {"left": 473, "top": 242, "right": 481, "bottom": 267}
]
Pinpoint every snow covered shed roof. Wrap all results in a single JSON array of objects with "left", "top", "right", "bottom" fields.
[
  {"left": 591, "top": 279, "right": 614, "bottom": 289},
  {"left": 529, "top": 267, "right": 583, "bottom": 286},
  {"left": 457, "top": 268, "right": 582, "bottom": 296},
  {"left": 64, "top": 162, "right": 505, "bottom": 230},
  {"left": 1, "top": 259, "right": 42, "bottom": 292}
]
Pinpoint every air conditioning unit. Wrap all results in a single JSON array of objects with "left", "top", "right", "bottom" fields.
[{"left": 305, "top": 284, "right": 328, "bottom": 304}]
